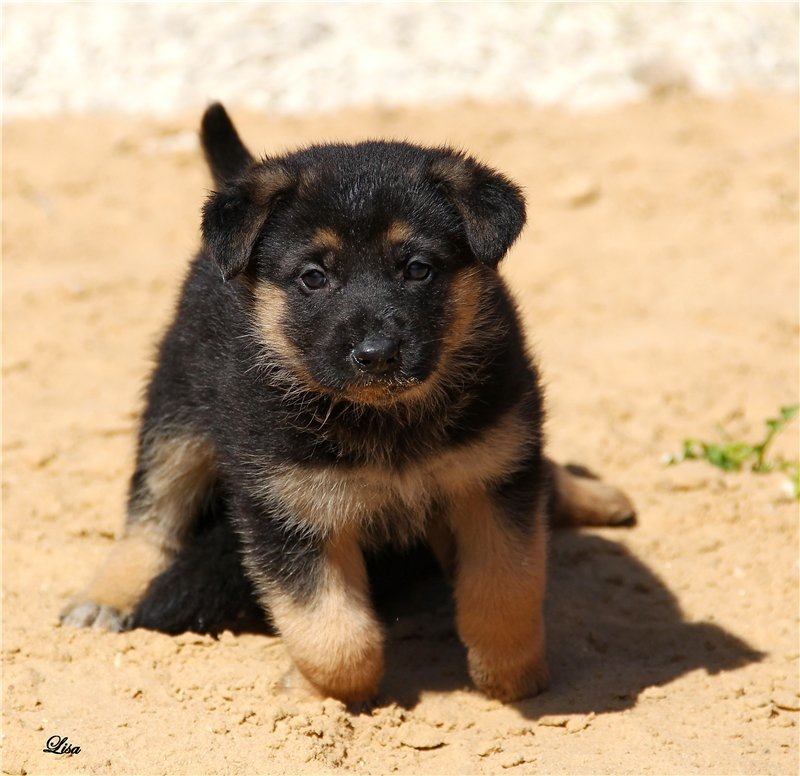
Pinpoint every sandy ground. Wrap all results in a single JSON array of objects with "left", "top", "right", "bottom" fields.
[{"left": 2, "top": 94, "right": 798, "bottom": 775}]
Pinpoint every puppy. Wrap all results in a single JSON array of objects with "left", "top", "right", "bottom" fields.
[{"left": 61, "top": 104, "right": 634, "bottom": 704}]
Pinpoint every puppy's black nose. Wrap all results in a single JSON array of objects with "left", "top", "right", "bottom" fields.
[{"left": 352, "top": 336, "right": 401, "bottom": 374}]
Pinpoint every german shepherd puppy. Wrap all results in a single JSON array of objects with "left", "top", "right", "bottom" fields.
[{"left": 61, "top": 104, "right": 634, "bottom": 704}]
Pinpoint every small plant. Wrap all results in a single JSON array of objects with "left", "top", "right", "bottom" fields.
[{"left": 665, "top": 404, "right": 800, "bottom": 499}]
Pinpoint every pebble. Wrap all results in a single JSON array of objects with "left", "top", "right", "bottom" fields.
[
  {"left": 566, "top": 713, "right": 595, "bottom": 734},
  {"left": 475, "top": 741, "right": 502, "bottom": 758},
  {"left": 500, "top": 752, "right": 534, "bottom": 769},
  {"left": 744, "top": 693, "right": 772, "bottom": 709},
  {"left": 537, "top": 715, "right": 568, "bottom": 727},
  {"left": 772, "top": 690, "right": 800, "bottom": 711},
  {"left": 752, "top": 704, "right": 776, "bottom": 720},
  {"left": 398, "top": 722, "right": 446, "bottom": 750},
  {"left": 288, "top": 714, "right": 310, "bottom": 731},
  {"left": 270, "top": 701, "right": 298, "bottom": 724},
  {"left": 237, "top": 710, "right": 256, "bottom": 725}
]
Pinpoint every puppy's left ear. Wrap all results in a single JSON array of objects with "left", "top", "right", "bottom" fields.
[{"left": 430, "top": 150, "right": 526, "bottom": 268}]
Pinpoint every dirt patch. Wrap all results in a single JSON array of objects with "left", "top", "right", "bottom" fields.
[{"left": 3, "top": 94, "right": 798, "bottom": 774}]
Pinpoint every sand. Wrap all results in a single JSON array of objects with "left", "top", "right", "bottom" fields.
[{"left": 2, "top": 94, "right": 798, "bottom": 775}]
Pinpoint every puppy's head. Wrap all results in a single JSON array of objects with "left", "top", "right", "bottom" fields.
[{"left": 200, "top": 103, "right": 526, "bottom": 405}]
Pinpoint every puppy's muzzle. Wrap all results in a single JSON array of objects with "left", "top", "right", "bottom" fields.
[{"left": 351, "top": 336, "right": 400, "bottom": 375}]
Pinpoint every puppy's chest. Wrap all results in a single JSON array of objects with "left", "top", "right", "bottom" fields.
[
  {"left": 266, "top": 460, "right": 440, "bottom": 543},
  {"left": 263, "top": 415, "right": 529, "bottom": 542}
]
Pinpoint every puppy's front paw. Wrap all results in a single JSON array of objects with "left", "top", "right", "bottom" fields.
[
  {"left": 60, "top": 600, "right": 130, "bottom": 631},
  {"left": 468, "top": 648, "right": 550, "bottom": 702}
]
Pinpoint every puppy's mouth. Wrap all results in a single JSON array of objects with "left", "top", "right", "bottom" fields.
[{"left": 341, "top": 373, "right": 423, "bottom": 405}]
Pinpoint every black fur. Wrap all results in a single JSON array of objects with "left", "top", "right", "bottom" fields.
[{"left": 131, "top": 501, "right": 266, "bottom": 636}]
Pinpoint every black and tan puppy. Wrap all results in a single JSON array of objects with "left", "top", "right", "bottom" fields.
[{"left": 61, "top": 104, "right": 634, "bottom": 704}]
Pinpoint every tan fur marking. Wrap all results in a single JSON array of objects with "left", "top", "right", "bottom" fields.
[
  {"left": 134, "top": 435, "right": 217, "bottom": 546},
  {"left": 375, "top": 264, "right": 485, "bottom": 408},
  {"left": 311, "top": 227, "right": 343, "bottom": 252},
  {"left": 385, "top": 220, "right": 414, "bottom": 245},
  {"left": 428, "top": 399, "right": 533, "bottom": 493},
  {"left": 252, "top": 283, "right": 297, "bottom": 362},
  {"left": 443, "top": 265, "right": 483, "bottom": 352},
  {"left": 430, "top": 155, "right": 472, "bottom": 191},
  {"left": 264, "top": 463, "right": 415, "bottom": 537},
  {"left": 79, "top": 526, "right": 172, "bottom": 613},
  {"left": 251, "top": 282, "right": 321, "bottom": 389},
  {"left": 250, "top": 165, "right": 293, "bottom": 205},
  {"left": 266, "top": 532, "right": 384, "bottom": 702},
  {"left": 67, "top": 434, "right": 216, "bottom": 620},
  {"left": 449, "top": 489, "right": 549, "bottom": 702},
  {"left": 261, "top": 400, "right": 532, "bottom": 539}
]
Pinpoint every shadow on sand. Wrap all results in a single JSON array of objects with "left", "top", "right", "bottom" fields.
[
  {"left": 378, "top": 530, "right": 763, "bottom": 717},
  {"left": 156, "top": 515, "right": 762, "bottom": 716}
]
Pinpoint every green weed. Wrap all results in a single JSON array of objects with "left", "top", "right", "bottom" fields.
[{"left": 665, "top": 404, "right": 800, "bottom": 499}]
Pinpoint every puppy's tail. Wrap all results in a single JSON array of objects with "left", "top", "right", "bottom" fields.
[
  {"left": 547, "top": 459, "right": 636, "bottom": 528},
  {"left": 200, "top": 102, "right": 255, "bottom": 187}
]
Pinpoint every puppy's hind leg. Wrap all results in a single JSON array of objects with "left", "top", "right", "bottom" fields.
[
  {"left": 548, "top": 459, "right": 636, "bottom": 528},
  {"left": 60, "top": 432, "right": 217, "bottom": 630}
]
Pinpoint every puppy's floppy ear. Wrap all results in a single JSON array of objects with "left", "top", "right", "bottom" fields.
[
  {"left": 430, "top": 149, "right": 526, "bottom": 268},
  {"left": 201, "top": 163, "right": 294, "bottom": 281},
  {"left": 200, "top": 102, "right": 255, "bottom": 187}
]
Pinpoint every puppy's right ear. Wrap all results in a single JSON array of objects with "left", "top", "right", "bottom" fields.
[
  {"left": 200, "top": 102, "right": 255, "bottom": 186},
  {"left": 201, "top": 163, "right": 293, "bottom": 281},
  {"left": 430, "top": 149, "right": 526, "bottom": 268}
]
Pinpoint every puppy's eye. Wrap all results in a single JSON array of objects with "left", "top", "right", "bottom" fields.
[
  {"left": 301, "top": 269, "right": 328, "bottom": 290},
  {"left": 404, "top": 260, "right": 432, "bottom": 282}
]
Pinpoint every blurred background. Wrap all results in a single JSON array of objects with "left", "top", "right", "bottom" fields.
[{"left": 4, "top": 2, "right": 798, "bottom": 117}]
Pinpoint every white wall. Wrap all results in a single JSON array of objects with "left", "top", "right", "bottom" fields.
[{"left": 3, "top": 2, "right": 798, "bottom": 117}]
